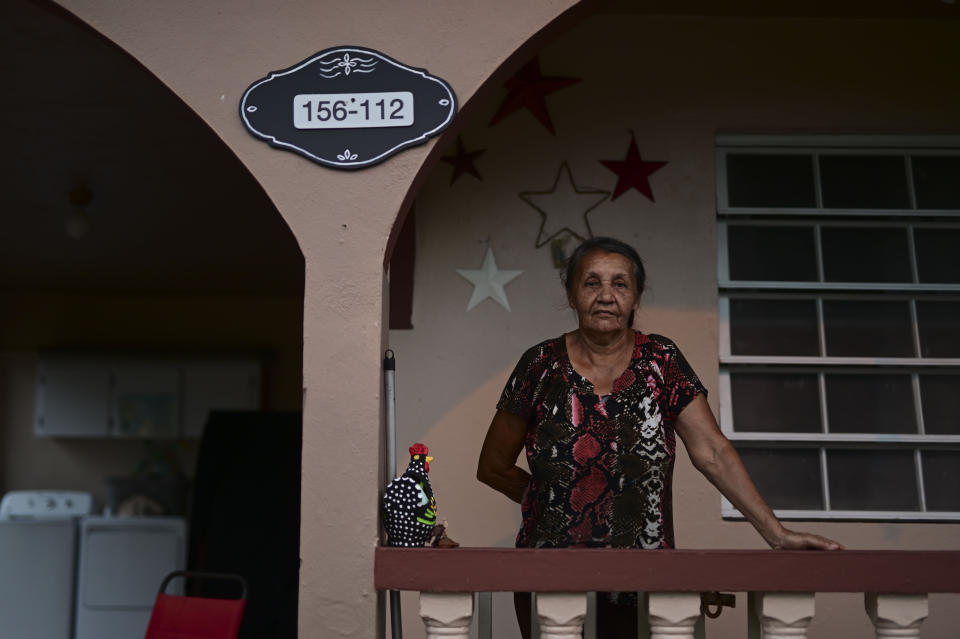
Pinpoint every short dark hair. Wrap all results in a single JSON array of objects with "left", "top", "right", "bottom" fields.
[{"left": 561, "top": 237, "right": 646, "bottom": 326}]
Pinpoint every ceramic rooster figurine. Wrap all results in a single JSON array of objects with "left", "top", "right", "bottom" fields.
[{"left": 383, "top": 443, "right": 437, "bottom": 547}]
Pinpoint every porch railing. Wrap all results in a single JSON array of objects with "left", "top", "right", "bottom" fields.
[{"left": 375, "top": 548, "right": 960, "bottom": 638}]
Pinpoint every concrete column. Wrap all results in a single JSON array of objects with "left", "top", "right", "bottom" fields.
[
  {"left": 865, "top": 593, "right": 928, "bottom": 638},
  {"left": 648, "top": 592, "right": 701, "bottom": 639},
  {"left": 752, "top": 592, "right": 815, "bottom": 639},
  {"left": 419, "top": 592, "right": 474, "bottom": 639},
  {"left": 536, "top": 592, "right": 588, "bottom": 639}
]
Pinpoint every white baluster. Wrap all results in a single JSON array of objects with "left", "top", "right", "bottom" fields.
[
  {"left": 419, "top": 592, "right": 474, "bottom": 639},
  {"left": 753, "top": 592, "right": 815, "bottom": 639},
  {"left": 865, "top": 593, "right": 928, "bottom": 638},
  {"left": 536, "top": 592, "right": 588, "bottom": 639},
  {"left": 648, "top": 592, "right": 701, "bottom": 639}
]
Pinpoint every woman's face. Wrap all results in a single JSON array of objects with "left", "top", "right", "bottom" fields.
[{"left": 568, "top": 250, "right": 641, "bottom": 334}]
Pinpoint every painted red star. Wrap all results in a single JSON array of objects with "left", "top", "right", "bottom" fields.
[
  {"left": 600, "top": 134, "right": 668, "bottom": 201},
  {"left": 440, "top": 136, "right": 486, "bottom": 184},
  {"left": 489, "top": 57, "right": 581, "bottom": 135}
]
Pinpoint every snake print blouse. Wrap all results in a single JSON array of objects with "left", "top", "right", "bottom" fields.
[{"left": 497, "top": 332, "right": 706, "bottom": 551}]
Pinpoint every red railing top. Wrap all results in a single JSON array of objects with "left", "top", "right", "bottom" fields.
[{"left": 375, "top": 547, "right": 960, "bottom": 593}]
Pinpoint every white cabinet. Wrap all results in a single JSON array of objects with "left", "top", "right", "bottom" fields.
[
  {"left": 112, "top": 363, "right": 180, "bottom": 438},
  {"left": 35, "top": 358, "right": 111, "bottom": 437},
  {"left": 34, "top": 356, "right": 260, "bottom": 439}
]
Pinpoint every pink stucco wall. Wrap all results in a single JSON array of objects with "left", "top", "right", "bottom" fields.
[{"left": 36, "top": 2, "right": 960, "bottom": 638}]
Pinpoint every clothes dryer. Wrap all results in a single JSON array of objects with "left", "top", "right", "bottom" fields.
[
  {"left": 74, "top": 515, "right": 186, "bottom": 639},
  {"left": 0, "top": 491, "right": 95, "bottom": 639}
]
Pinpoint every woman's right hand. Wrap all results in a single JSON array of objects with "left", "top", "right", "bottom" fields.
[{"left": 477, "top": 410, "right": 531, "bottom": 504}]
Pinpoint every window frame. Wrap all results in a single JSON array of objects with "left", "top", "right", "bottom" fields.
[
  {"left": 716, "top": 135, "right": 960, "bottom": 522},
  {"left": 716, "top": 134, "right": 960, "bottom": 218}
]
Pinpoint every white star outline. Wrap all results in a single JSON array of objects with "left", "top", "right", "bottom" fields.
[
  {"left": 456, "top": 247, "right": 523, "bottom": 312},
  {"left": 518, "top": 162, "right": 610, "bottom": 248}
]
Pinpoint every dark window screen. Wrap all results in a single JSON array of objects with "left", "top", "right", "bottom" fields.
[
  {"left": 819, "top": 155, "right": 910, "bottom": 209},
  {"left": 916, "top": 301, "right": 960, "bottom": 358},
  {"left": 731, "top": 373, "right": 821, "bottom": 433},
  {"left": 737, "top": 447, "right": 823, "bottom": 510},
  {"left": 727, "top": 226, "right": 817, "bottom": 281},
  {"left": 827, "top": 449, "right": 919, "bottom": 511},
  {"left": 914, "top": 228, "right": 960, "bottom": 284},
  {"left": 922, "top": 451, "right": 960, "bottom": 511},
  {"left": 726, "top": 154, "right": 816, "bottom": 208},
  {"left": 821, "top": 227, "right": 911, "bottom": 283},
  {"left": 825, "top": 374, "right": 916, "bottom": 434},
  {"left": 912, "top": 156, "right": 960, "bottom": 210},
  {"left": 730, "top": 299, "right": 820, "bottom": 356},
  {"left": 920, "top": 375, "right": 960, "bottom": 435},
  {"left": 822, "top": 300, "right": 914, "bottom": 357}
]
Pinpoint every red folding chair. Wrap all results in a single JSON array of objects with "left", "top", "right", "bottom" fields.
[{"left": 145, "top": 570, "right": 248, "bottom": 639}]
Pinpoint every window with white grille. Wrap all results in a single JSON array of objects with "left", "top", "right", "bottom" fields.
[{"left": 716, "top": 136, "right": 960, "bottom": 521}]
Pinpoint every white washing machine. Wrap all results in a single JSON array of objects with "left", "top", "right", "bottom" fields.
[
  {"left": 0, "top": 491, "right": 95, "bottom": 639},
  {"left": 74, "top": 515, "right": 186, "bottom": 639}
]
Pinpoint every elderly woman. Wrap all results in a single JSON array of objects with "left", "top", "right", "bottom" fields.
[{"left": 477, "top": 237, "right": 841, "bottom": 638}]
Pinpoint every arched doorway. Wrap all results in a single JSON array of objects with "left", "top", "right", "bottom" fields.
[{"left": 1, "top": 2, "right": 304, "bottom": 637}]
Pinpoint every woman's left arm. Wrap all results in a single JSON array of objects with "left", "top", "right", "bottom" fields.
[{"left": 674, "top": 394, "right": 843, "bottom": 550}]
